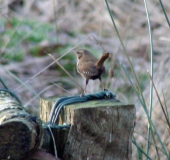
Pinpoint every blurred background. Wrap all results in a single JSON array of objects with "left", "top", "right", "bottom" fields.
[{"left": 0, "top": 0, "right": 170, "bottom": 159}]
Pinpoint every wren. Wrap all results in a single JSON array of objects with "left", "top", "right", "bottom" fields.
[{"left": 75, "top": 49, "right": 109, "bottom": 94}]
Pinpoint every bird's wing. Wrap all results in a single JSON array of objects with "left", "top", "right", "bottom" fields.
[{"left": 78, "top": 61, "right": 98, "bottom": 76}]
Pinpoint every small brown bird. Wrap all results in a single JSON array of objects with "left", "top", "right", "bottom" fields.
[{"left": 75, "top": 49, "right": 109, "bottom": 94}]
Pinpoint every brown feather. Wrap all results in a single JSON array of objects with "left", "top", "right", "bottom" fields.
[{"left": 95, "top": 52, "right": 109, "bottom": 67}]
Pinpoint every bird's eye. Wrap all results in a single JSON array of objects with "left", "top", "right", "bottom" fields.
[{"left": 77, "top": 51, "right": 82, "bottom": 54}]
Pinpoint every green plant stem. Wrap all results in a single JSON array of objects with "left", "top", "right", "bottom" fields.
[
  {"left": 132, "top": 136, "right": 152, "bottom": 160},
  {"left": 149, "top": 123, "right": 160, "bottom": 160},
  {"left": 0, "top": 20, "right": 22, "bottom": 56},
  {"left": 134, "top": 131, "right": 164, "bottom": 153},
  {"left": 0, "top": 77, "right": 8, "bottom": 89},
  {"left": 105, "top": 0, "right": 147, "bottom": 107},
  {"left": 158, "top": 0, "right": 170, "bottom": 27},
  {"left": 53, "top": 0, "right": 59, "bottom": 43},
  {"left": 1, "top": 65, "right": 40, "bottom": 99},
  {"left": 121, "top": 64, "right": 169, "bottom": 158},
  {"left": 143, "top": 0, "right": 154, "bottom": 158},
  {"left": 162, "top": 91, "right": 170, "bottom": 124},
  {"left": 147, "top": 71, "right": 170, "bottom": 128}
]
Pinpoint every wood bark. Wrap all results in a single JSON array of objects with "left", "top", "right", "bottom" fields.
[
  {"left": 40, "top": 97, "right": 135, "bottom": 160},
  {"left": 0, "top": 90, "right": 42, "bottom": 160},
  {"left": 40, "top": 97, "right": 69, "bottom": 158}
]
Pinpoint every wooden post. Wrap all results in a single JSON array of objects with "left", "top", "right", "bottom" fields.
[
  {"left": 40, "top": 96, "right": 135, "bottom": 160},
  {"left": 0, "top": 90, "right": 42, "bottom": 160}
]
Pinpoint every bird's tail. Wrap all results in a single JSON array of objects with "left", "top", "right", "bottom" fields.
[{"left": 95, "top": 52, "right": 109, "bottom": 66}]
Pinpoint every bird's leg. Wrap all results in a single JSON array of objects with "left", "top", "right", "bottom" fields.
[
  {"left": 84, "top": 79, "right": 89, "bottom": 94},
  {"left": 80, "top": 79, "right": 89, "bottom": 97},
  {"left": 99, "top": 77, "right": 105, "bottom": 91}
]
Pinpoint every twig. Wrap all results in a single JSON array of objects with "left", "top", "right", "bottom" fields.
[
  {"left": 13, "top": 35, "right": 92, "bottom": 92},
  {"left": 52, "top": 83, "right": 74, "bottom": 95},
  {"left": 147, "top": 71, "right": 170, "bottom": 128},
  {"left": 47, "top": 52, "right": 84, "bottom": 91}
]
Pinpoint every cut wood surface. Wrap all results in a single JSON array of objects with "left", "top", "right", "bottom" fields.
[
  {"left": 0, "top": 90, "right": 42, "bottom": 160},
  {"left": 40, "top": 97, "right": 58, "bottom": 123},
  {"left": 40, "top": 96, "right": 135, "bottom": 160}
]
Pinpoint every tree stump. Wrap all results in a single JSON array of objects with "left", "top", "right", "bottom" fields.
[
  {"left": 0, "top": 90, "right": 42, "bottom": 160},
  {"left": 40, "top": 96, "right": 135, "bottom": 160}
]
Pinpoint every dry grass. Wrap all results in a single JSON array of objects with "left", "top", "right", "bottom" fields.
[{"left": 0, "top": 0, "right": 170, "bottom": 159}]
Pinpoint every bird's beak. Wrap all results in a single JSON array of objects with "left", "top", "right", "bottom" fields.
[{"left": 75, "top": 51, "right": 78, "bottom": 54}]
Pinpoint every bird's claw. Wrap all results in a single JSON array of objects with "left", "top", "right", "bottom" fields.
[
  {"left": 80, "top": 93, "right": 85, "bottom": 97},
  {"left": 80, "top": 90, "right": 88, "bottom": 97}
]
